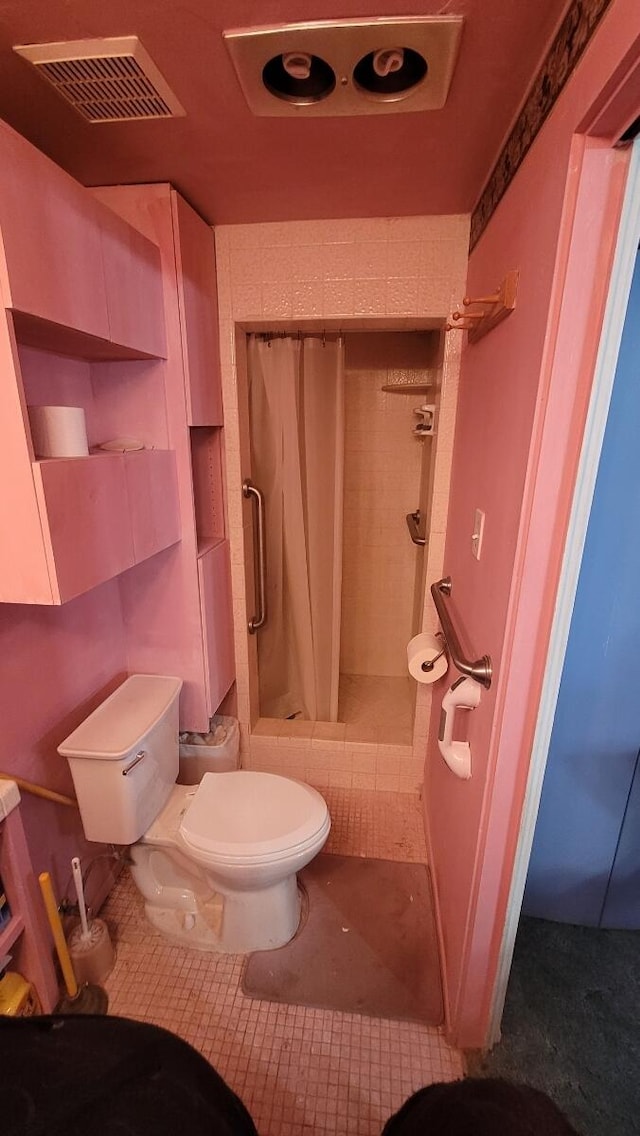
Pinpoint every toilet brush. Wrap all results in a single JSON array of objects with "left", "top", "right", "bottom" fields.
[
  {"left": 67, "top": 856, "right": 115, "bottom": 987},
  {"left": 72, "top": 857, "right": 91, "bottom": 943},
  {"left": 38, "top": 870, "right": 109, "bottom": 1014}
]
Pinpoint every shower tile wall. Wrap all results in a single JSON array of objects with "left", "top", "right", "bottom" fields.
[
  {"left": 341, "top": 333, "right": 430, "bottom": 678},
  {"left": 214, "top": 214, "right": 469, "bottom": 790}
]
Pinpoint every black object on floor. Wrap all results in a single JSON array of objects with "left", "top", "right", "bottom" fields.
[
  {"left": 470, "top": 916, "right": 640, "bottom": 1136},
  {"left": 382, "top": 1077, "right": 580, "bottom": 1135},
  {"left": 243, "top": 853, "right": 443, "bottom": 1024},
  {"left": 1, "top": 1015, "right": 258, "bottom": 1136}
]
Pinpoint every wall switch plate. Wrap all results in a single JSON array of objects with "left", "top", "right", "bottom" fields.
[{"left": 471, "top": 508, "right": 485, "bottom": 560}]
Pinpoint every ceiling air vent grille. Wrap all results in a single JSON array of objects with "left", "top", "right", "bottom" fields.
[{"left": 13, "top": 36, "right": 185, "bottom": 122}]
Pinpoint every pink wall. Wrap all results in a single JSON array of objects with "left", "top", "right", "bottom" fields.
[
  {"left": 426, "top": 1, "right": 640, "bottom": 1047},
  {"left": 0, "top": 582, "right": 127, "bottom": 903}
]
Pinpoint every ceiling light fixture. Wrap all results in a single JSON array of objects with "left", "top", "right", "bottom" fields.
[{"left": 223, "top": 16, "right": 463, "bottom": 117}]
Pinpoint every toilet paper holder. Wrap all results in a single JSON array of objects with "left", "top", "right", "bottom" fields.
[{"left": 420, "top": 633, "right": 446, "bottom": 673}]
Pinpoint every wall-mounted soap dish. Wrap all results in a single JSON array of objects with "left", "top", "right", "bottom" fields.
[{"left": 413, "top": 404, "right": 435, "bottom": 438}]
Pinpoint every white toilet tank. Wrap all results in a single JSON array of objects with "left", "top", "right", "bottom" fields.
[{"left": 58, "top": 675, "right": 183, "bottom": 845}]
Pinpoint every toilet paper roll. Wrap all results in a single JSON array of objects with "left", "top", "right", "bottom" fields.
[
  {"left": 407, "top": 632, "right": 448, "bottom": 684},
  {"left": 28, "top": 405, "right": 89, "bottom": 459}
]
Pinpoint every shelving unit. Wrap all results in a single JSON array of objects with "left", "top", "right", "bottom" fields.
[
  {"left": 0, "top": 909, "right": 26, "bottom": 957},
  {"left": 381, "top": 382, "right": 431, "bottom": 394},
  {"left": 190, "top": 427, "right": 226, "bottom": 557},
  {"left": 0, "top": 322, "right": 181, "bottom": 605},
  {"left": 91, "top": 182, "right": 235, "bottom": 729},
  {"left": 0, "top": 119, "right": 180, "bottom": 606},
  {"left": 0, "top": 781, "right": 58, "bottom": 1012}
]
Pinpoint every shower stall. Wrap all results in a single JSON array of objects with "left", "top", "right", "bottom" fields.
[
  {"left": 243, "top": 329, "right": 443, "bottom": 743},
  {"left": 247, "top": 333, "right": 344, "bottom": 722}
]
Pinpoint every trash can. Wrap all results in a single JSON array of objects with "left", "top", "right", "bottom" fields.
[{"left": 178, "top": 715, "right": 240, "bottom": 784}]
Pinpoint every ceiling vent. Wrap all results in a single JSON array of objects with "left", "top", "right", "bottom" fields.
[
  {"left": 223, "top": 17, "right": 463, "bottom": 117},
  {"left": 13, "top": 36, "right": 185, "bottom": 122}
]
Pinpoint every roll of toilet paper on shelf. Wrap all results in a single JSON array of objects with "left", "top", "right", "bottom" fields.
[
  {"left": 407, "top": 632, "right": 448, "bottom": 684},
  {"left": 28, "top": 405, "right": 89, "bottom": 459}
]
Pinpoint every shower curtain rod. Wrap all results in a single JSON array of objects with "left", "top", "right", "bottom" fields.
[{"left": 251, "top": 330, "right": 343, "bottom": 345}]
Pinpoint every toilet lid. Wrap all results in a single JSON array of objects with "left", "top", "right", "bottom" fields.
[{"left": 179, "top": 771, "right": 329, "bottom": 860}]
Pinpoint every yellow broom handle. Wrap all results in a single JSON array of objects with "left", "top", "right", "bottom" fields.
[{"left": 39, "top": 871, "right": 78, "bottom": 998}]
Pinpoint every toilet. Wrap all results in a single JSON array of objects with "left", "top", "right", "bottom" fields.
[{"left": 58, "top": 675, "right": 330, "bottom": 953}]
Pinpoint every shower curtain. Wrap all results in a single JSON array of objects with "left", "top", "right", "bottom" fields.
[{"left": 248, "top": 334, "right": 344, "bottom": 722}]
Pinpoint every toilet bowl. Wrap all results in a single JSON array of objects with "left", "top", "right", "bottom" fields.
[
  {"left": 58, "top": 675, "right": 331, "bottom": 954},
  {"left": 130, "top": 771, "right": 330, "bottom": 952}
]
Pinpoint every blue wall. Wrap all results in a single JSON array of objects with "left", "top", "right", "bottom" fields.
[{"left": 524, "top": 250, "right": 640, "bottom": 928}]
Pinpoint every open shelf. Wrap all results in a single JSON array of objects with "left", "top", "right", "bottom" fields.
[
  {"left": 0, "top": 911, "right": 25, "bottom": 955},
  {"left": 197, "top": 536, "right": 225, "bottom": 559},
  {"left": 381, "top": 383, "right": 431, "bottom": 393},
  {"left": 0, "top": 785, "right": 57, "bottom": 1010},
  {"left": 190, "top": 427, "right": 225, "bottom": 552},
  {"left": 12, "top": 310, "right": 162, "bottom": 363},
  {"left": 29, "top": 449, "right": 180, "bottom": 603}
]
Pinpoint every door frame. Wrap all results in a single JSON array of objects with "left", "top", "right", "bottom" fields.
[{"left": 487, "top": 138, "right": 640, "bottom": 1045}]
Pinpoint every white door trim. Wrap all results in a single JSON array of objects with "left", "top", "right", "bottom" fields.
[{"left": 488, "top": 139, "right": 640, "bottom": 1047}]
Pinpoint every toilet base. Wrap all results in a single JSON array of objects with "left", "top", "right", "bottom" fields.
[
  {"left": 144, "top": 895, "right": 224, "bottom": 950},
  {"left": 142, "top": 878, "right": 301, "bottom": 953},
  {"left": 131, "top": 843, "right": 302, "bottom": 953},
  {"left": 215, "top": 873, "right": 301, "bottom": 953}
]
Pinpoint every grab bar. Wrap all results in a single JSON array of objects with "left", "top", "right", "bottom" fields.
[
  {"left": 242, "top": 479, "right": 267, "bottom": 633},
  {"left": 430, "top": 576, "right": 492, "bottom": 689},
  {"left": 406, "top": 510, "right": 427, "bottom": 546}
]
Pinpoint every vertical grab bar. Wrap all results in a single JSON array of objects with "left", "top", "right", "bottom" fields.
[{"left": 242, "top": 480, "right": 267, "bottom": 633}]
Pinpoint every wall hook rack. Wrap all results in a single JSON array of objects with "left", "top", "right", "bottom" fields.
[{"left": 446, "top": 268, "right": 519, "bottom": 343}]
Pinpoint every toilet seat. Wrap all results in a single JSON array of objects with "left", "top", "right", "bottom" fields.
[{"left": 179, "top": 771, "right": 330, "bottom": 866}]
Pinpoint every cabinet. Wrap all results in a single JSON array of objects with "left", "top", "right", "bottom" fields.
[
  {"left": 172, "top": 193, "right": 223, "bottom": 426},
  {"left": 0, "top": 121, "right": 109, "bottom": 342},
  {"left": 100, "top": 209, "right": 167, "bottom": 358},
  {"left": 92, "top": 183, "right": 235, "bottom": 729},
  {"left": 32, "top": 455, "right": 135, "bottom": 602},
  {"left": 125, "top": 450, "right": 180, "bottom": 565},
  {"left": 0, "top": 120, "right": 180, "bottom": 606},
  {"left": 0, "top": 119, "right": 166, "bottom": 357},
  {"left": 26, "top": 450, "right": 179, "bottom": 604},
  {"left": 0, "top": 781, "right": 58, "bottom": 1012},
  {"left": 198, "top": 540, "right": 235, "bottom": 715}
]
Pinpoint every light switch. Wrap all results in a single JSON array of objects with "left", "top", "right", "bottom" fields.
[{"left": 471, "top": 508, "right": 485, "bottom": 560}]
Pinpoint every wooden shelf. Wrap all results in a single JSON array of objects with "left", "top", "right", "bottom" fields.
[
  {"left": 0, "top": 129, "right": 174, "bottom": 607},
  {"left": 12, "top": 310, "right": 162, "bottom": 363},
  {"left": 190, "top": 427, "right": 225, "bottom": 553},
  {"left": 0, "top": 911, "right": 25, "bottom": 955},
  {"left": 197, "top": 536, "right": 225, "bottom": 559},
  {"left": 0, "top": 788, "right": 58, "bottom": 1011},
  {"left": 381, "top": 383, "right": 431, "bottom": 394},
  {"left": 198, "top": 540, "right": 235, "bottom": 715}
]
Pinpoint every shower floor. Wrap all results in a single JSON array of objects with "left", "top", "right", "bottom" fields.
[{"left": 338, "top": 673, "right": 414, "bottom": 745}]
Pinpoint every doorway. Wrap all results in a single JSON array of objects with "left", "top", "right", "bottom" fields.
[
  {"left": 246, "top": 329, "right": 444, "bottom": 747},
  {"left": 480, "top": 138, "right": 640, "bottom": 1094},
  {"left": 524, "top": 246, "right": 640, "bottom": 930}
]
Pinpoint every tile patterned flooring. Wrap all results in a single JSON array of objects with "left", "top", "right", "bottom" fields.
[{"left": 103, "top": 788, "right": 463, "bottom": 1136}]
